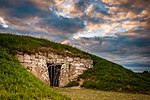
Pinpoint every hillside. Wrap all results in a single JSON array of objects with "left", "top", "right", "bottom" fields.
[
  {"left": 81, "top": 55, "right": 150, "bottom": 94},
  {"left": 0, "top": 33, "right": 150, "bottom": 98},
  {"left": 0, "top": 34, "right": 70, "bottom": 99}
]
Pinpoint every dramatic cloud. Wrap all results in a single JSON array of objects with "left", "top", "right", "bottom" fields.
[
  {"left": 0, "top": 17, "right": 8, "bottom": 28},
  {"left": 0, "top": 0, "right": 150, "bottom": 72}
]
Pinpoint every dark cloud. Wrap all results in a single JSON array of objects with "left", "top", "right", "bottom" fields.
[
  {"left": 71, "top": 33, "right": 150, "bottom": 71},
  {"left": 40, "top": 13, "right": 85, "bottom": 33},
  {"left": 0, "top": 0, "right": 86, "bottom": 37},
  {"left": 88, "top": 17, "right": 106, "bottom": 23},
  {"left": 74, "top": 0, "right": 110, "bottom": 16},
  {"left": 124, "top": 0, "right": 150, "bottom": 9},
  {"left": 0, "top": 0, "right": 46, "bottom": 18},
  {"left": 93, "top": 35, "right": 150, "bottom": 55},
  {"left": 94, "top": 2, "right": 110, "bottom": 15},
  {"left": 0, "top": 25, "right": 5, "bottom": 30},
  {"left": 103, "top": 0, "right": 150, "bottom": 8}
]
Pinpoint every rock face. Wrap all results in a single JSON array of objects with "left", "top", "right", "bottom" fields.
[{"left": 16, "top": 51, "right": 93, "bottom": 87}]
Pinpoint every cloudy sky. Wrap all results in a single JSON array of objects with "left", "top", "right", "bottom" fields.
[{"left": 0, "top": 0, "right": 150, "bottom": 72}]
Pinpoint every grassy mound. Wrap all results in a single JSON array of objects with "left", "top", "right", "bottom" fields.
[
  {"left": 0, "top": 33, "right": 89, "bottom": 58},
  {"left": 0, "top": 33, "right": 150, "bottom": 95},
  {"left": 81, "top": 55, "right": 150, "bottom": 94},
  {"left": 0, "top": 49, "right": 70, "bottom": 99}
]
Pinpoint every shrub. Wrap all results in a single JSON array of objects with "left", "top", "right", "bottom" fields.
[{"left": 66, "top": 81, "right": 79, "bottom": 87}]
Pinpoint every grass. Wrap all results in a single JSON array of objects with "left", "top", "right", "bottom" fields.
[
  {"left": 66, "top": 81, "right": 79, "bottom": 87},
  {"left": 56, "top": 88, "right": 150, "bottom": 100},
  {"left": 81, "top": 55, "right": 150, "bottom": 94},
  {"left": 0, "top": 33, "right": 90, "bottom": 58},
  {"left": 0, "top": 48, "right": 70, "bottom": 99},
  {"left": 0, "top": 33, "right": 150, "bottom": 96}
]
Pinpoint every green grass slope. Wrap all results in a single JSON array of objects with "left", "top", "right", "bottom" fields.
[
  {"left": 0, "top": 33, "right": 150, "bottom": 96},
  {"left": 81, "top": 55, "right": 150, "bottom": 94},
  {"left": 0, "top": 34, "right": 70, "bottom": 99},
  {"left": 0, "top": 33, "right": 89, "bottom": 58},
  {"left": 0, "top": 49, "right": 70, "bottom": 99},
  {"left": 0, "top": 49, "right": 68, "bottom": 100}
]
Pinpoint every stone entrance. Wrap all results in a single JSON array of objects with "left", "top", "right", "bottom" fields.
[
  {"left": 47, "top": 64, "right": 61, "bottom": 87},
  {"left": 16, "top": 51, "right": 93, "bottom": 87}
]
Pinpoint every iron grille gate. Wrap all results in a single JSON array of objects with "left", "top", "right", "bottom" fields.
[{"left": 47, "top": 64, "right": 61, "bottom": 87}]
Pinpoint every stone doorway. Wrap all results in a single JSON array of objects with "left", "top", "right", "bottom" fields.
[{"left": 47, "top": 63, "right": 61, "bottom": 87}]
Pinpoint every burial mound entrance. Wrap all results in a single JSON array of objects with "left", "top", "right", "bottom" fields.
[
  {"left": 47, "top": 63, "right": 61, "bottom": 87},
  {"left": 16, "top": 52, "right": 93, "bottom": 87}
]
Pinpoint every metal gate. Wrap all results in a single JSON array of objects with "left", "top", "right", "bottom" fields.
[{"left": 47, "top": 64, "right": 61, "bottom": 87}]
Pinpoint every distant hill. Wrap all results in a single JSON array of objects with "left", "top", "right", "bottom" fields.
[{"left": 0, "top": 33, "right": 150, "bottom": 99}]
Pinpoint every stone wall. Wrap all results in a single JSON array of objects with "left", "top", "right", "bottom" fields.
[{"left": 16, "top": 51, "right": 93, "bottom": 87}]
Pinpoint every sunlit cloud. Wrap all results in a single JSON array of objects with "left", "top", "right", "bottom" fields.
[
  {"left": 0, "top": 0, "right": 150, "bottom": 72},
  {"left": 0, "top": 17, "right": 8, "bottom": 28}
]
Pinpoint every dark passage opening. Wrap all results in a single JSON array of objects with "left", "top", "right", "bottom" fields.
[{"left": 47, "top": 63, "right": 61, "bottom": 87}]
